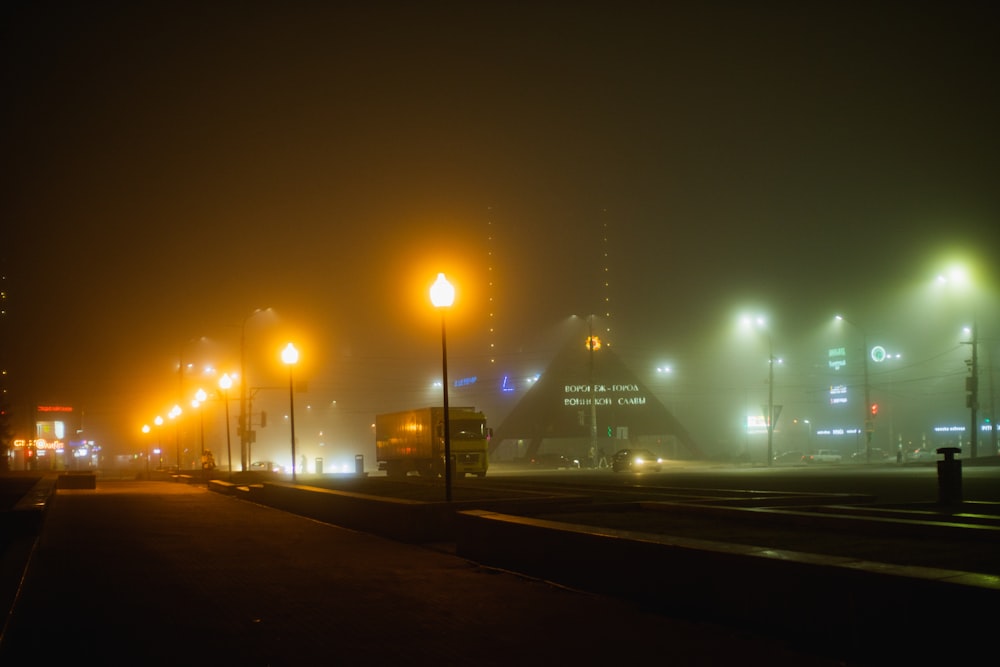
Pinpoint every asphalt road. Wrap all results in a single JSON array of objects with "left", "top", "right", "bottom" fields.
[{"left": 0, "top": 479, "right": 847, "bottom": 666}]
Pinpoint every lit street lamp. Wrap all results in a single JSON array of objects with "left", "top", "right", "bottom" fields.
[
  {"left": 168, "top": 404, "right": 183, "bottom": 470},
  {"left": 239, "top": 308, "right": 270, "bottom": 472},
  {"left": 281, "top": 343, "right": 299, "bottom": 484},
  {"left": 154, "top": 415, "right": 164, "bottom": 469},
  {"left": 194, "top": 388, "right": 207, "bottom": 475},
  {"left": 141, "top": 424, "right": 151, "bottom": 478},
  {"left": 219, "top": 374, "right": 234, "bottom": 481},
  {"left": 743, "top": 315, "right": 779, "bottom": 466},
  {"left": 430, "top": 273, "right": 455, "bottom": 501}
]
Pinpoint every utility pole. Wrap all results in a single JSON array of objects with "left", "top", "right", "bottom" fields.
[
  {"left": 767, "top": 337, "right": 774, "bottom": 467},
  {"left": 965, "top": 322, "right": 979, "bottom": 458},
  {"left": 589, "top": 315, "right": 597, "bottom": 469},
  {"left": 863, "top": 332, "right": 872, "bottom": 464}
]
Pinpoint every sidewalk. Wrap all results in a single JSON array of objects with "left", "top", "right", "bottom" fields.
[{"left": 0, "top": 480, "right": 843, "bottom": 666}]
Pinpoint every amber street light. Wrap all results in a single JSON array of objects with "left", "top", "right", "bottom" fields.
[
  {"left": 141, "top": 424, "right": 151, "bottom": 478},
  {"left": 430, "top": 273, "right": 455, "bottom": 501},
  {"left": 219, "top": 374, "right": 234, "bottom": 481},
  {"left": 154, "top": 415, "right": 165, "bottom": 469},
  {"left": 194, "top": 388, "right": 208, "bottom": 478},
  {"left": 281, "top": 343, "right": 300, "bottom": 483}
]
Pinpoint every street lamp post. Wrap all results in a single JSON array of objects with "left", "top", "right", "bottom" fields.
[
  {"left": 239, "top": 309, "right": 267, "bottom": 472},
  {"left": 767, "top": 334, "right": 775, "bottom": 466},
  {"left": 141, "top": 424, "right": 151, "bottom": 478},
  {"left": 966, "top": 322, "right": 980, "bottom": 459},
  {"left": 281, "top": 343, "right": 299, "bottom": 484},
  {"left": 219, "top": 374, "right": 233, "bottom": 481},
  {"left": 430, "top": 273, "right": 455, "bottom": 501},
  {"left": 743, "top": 315, "right": 778, "bottom": 466},
  {"left": 154, "top": 415, "right": 164, "bottom": 470},
  {"left": 194, "top": 388, "right": 207, "bottom": 476},
  {"left": 169, "top": 405, "right": 182, "bottom": 470}
]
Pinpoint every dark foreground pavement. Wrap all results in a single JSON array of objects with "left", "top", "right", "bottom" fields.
[{"left": 0, "top": 481, "right": 845, "bottom": 666}]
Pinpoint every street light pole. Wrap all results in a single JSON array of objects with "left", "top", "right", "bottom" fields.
[
  {"left": 281, "top": 343, "right": 299, "bottom": 484},
  {"left": 968, "top": 322, "right": 979, "bottom": 458},
  {"left": 767, "top": 334, "right": 774, "bottom": 467},
  {"left": 219, "top": 374, "right": 233, "bottom": 481},
  {"left": 430, "top": 273, "right": 455, "bottom": 502},
  {"left": 194, "top": 388, "right": 207, "bottom": 477},
  {"left": 141, "top": 424, "right": 151, "bottom": 478},
  {"left": 169, "top": 405, "right": 182, "bottom": 470}
]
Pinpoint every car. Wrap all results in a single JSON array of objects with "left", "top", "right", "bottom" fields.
[
  {"left": 773, "top": 450, "right": 805, "bottom": 465},
  {"left": 802, "top": 449, "right": 842, "bottom": 464},
  {"left": 850, "top": 448, "right": 890, "bottom": 462},
  {"left": 528, "top": 453, "right": 581, "bottom": 469},
  {"left": 611, "top": 448, "right": 663, "bottom": 472}
]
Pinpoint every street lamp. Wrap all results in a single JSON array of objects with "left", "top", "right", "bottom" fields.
[
  {"left": 168, "top": 405, "right": 183, "bottom": 470},
  {"left": 430, "top": 273, "right": 455, "bottom": 501},
  {"left": 194, "top": 388, "right": 207, "bottom": 476},
  {"left": 141, "top": 424, "right": 151, "bottom": 478},
  {"left": 742, "top": 315, "right": 778, "bottom": 466},
  {"left": 281, "top": 343, "right": 299, "bottom": 484},
  {"left": 835, "top": 315, "right": 873, "bottom": 463},
  {"left": 219, "top": 374, "right": 233, "bottom": 481},
  {"left": 154, "top": 415, "right": 164, "bottom": 470},
  {"left": 240, "top": 308, "right": 270, "bottom": 472}
]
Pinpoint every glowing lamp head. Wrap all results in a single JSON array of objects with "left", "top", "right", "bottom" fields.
[
  {"left": 219, "top": 374, "right": 233, "bottom": 391},
  {"left": 282, "top": 343, "right": 299, "bottom": 366},
  {"left": 430, "top": 273, "right": 455, "bottom": 308}
]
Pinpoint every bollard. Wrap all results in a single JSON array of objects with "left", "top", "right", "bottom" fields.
[
  {"left": 935, "top": 447, "right": 962, "bottom": 505},
  {"left": 355, "top": 454, "right": 364, "bottom": 475},
  {"left": 315, "top": 457, "right": 323, "bottom": 475}
]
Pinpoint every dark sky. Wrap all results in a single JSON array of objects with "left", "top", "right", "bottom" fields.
[{"left": 2, "top": 1, "right": 998, "bottom": 461}]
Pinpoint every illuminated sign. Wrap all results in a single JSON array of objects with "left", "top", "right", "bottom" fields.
[
  {"left": 828, "top": 347, "right": 846, "bottom": 371},
  {"left": 829, "top": 385, "right": 847, "bottom": 405},
  {"left": 37, "top": 405, "right": 73, "bottom": 412},
  {"left": 871, "top": 346, "right": 886, "bottom": 363},
  {"left": 934, "top": 426, "right": 966, "bottom": 433},
  {"left": 563, "top": 383, "right": 647, "bottom": 407},
  {"left": 746, "top": 415, "right": 767, "bottom": 434},
  {"left": 501, "top": 375, "right": 514, "bottom": 393},
  {"left": 454, "top": 376, "right": 477, "bottom": 387}
]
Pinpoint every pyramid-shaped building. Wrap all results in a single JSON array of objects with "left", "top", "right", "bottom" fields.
[{"left": 490, "top": 334, "right": 702, "bottom": 464}]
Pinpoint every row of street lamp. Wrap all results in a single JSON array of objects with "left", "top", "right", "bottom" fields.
[
  {"left": 141, "top": 345, "right": 299, "bottom": 482},
  {"left": 139, "top": 272, "right": 457, "bottom": 499},
  {"left": 743, "top": 309, "right": 986, "bottom": 465}
]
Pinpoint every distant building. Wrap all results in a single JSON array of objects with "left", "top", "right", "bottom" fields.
[{"left": 491, "top": 334, "right": 701, "bottom": 464}]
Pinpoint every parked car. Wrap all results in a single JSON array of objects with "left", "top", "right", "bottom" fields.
[
  {"left": 773, "top": 450, "right": 805, "bottom": 465},
  {"left": 528, "top": 453, "right": 581, "bottom": 469},
  {"left": 611, "top": 448, "right": 664, "bottom": 472},
  {"left": 802, "top": 449, "right": 842, "bottom": 464},
  {"left": 850, "top": 448, "right": 890, "bottom": 462}
]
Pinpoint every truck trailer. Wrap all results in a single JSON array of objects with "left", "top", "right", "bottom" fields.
[{"left": 375, "top": 407, "right": 490, "bottom": 478}]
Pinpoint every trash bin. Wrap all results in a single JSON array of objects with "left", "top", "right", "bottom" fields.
[
  {"left": 355, "top": 454, "right": 364, "bottom": 475},
  {"left": 315, "top": 457, "right": 323, "bottom": 475},
  {"left": 936, "top": 447, "right": 962, "bottom": 505}
]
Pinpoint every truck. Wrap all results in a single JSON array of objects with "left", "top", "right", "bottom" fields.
[{"left": 375, "top": 407, "right": 491, "bottom": 479}]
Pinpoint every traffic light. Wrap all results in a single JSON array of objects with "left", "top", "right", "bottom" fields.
[{"left": 870, "top": 403, "right": 879, "bottom": 417}]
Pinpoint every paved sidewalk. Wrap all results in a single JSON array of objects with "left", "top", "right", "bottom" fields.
[{"left": 0, "top": 481, "right": 843, "bottom": 666}]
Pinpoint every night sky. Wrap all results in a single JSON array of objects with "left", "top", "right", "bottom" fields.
[{"left": 3, "top": 2, "right": 998, "bottom": 464}]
